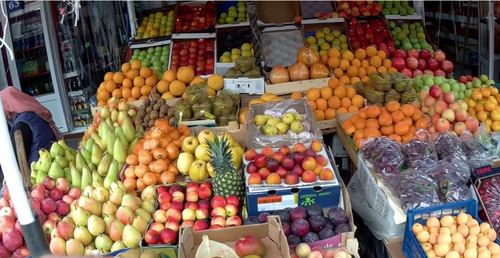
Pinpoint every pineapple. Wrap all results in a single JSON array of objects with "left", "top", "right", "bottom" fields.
[{"left": 207, "top": 135, "right": 245, "bottom": 201}]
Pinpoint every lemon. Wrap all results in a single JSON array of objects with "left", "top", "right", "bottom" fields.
[
  {"left": 241, "top": 50, "right": 252, "bottom": 57},
  {"left": 339, "top": 35, "right": 347, "bottom": 43},
  {"left": 241, "top": 43, "right": 252, "bottom": 51},
  {"left": 320, "top": 43, "right": 330, "bottom": 50},
  {"left": 231, "top": 48, "right": 241, "bottom": 55},
  {"left": 231, "top": 54, "right": 240, "bottom": 61},
  {"left": 220, "top": 56, "right": 232, "bottom": 63},
  {"left": 315, "top": 31, "right": 325, "bottom": 39}
]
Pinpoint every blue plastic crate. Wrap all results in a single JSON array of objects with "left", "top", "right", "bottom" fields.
[{"left": 402, "top": 200, "right": 478, "bottom": 258}]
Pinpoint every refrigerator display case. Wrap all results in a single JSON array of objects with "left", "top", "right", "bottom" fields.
[{"left": 4, "top": 1, "right": 71, "bottom": 132}]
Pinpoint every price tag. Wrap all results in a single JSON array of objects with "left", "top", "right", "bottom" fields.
[
  {"left": 257, "top": 194, "right": 297, "bottom": 212},
  {"left": 223, "top": 78, "right": 265, "bottom": 94},
  {"left": 7, "top": 1, "right": 23, "bottom": 13}
]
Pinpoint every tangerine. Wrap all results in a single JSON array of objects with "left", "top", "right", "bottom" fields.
[{"left": 328, "top": 96, "right": 341, "bottom": 109}]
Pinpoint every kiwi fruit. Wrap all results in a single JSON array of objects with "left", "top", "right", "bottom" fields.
[
  {"left": 152, "top": 94, "right": 161, "bottom": 101},
  {"left": 117, "top": 249, "right": 140, "bottom": 258},
  {"left": 169, "top": 117, "right": 176, "bottom": 125},
  {"left": 148, "top": 119, "right": 155, "bottom": 127},
  {"left": 143, "top": 99, "right": 151, "bottom": 107},
  {"left": 167, "top": 107, "right": 175, "bottom": 117},
  {"left": 149, "top": 110, "right": 159, "bottom": 120},
  {"left": 138, "top": 110, "right": 146, "bottom": 118},
  {"left": 160, "top": 104, "right": 168, "bottom": 114},
  {"left": 146, "top": 106, "right": 153, "bottom": 113},
  {"left": 157, "top": 98, "right": 166, "bottom": 105},
  {"left": 153, "top": 103, "right": 160, "bottom": 111}
]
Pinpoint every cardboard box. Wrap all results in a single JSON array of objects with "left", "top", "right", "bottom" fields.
[
  {"left": 178, "top": 216, "right": 290, "bottom": 258},
  {"left": 246, "top": 99, "right": 323, "bottom": 149},
  {"left": 261, "top": 25, "right": 305, "bottom": 68},
  {"left": 256, "top": 1, "right": 300, "bottom": 26}
]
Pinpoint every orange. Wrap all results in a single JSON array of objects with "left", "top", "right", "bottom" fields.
[
  {"left": 394, "top": 121, "right": 410, "bottom": 136},
  {"left": 347, "top": 66, "right": 358, "bottom": 77},
  {"left": 378, "top": 113, "right": 393, "bottom": 127},
  {"left": 177, "top": 67, "right": 195, "bottom": 83},
  {"left": 328, "top": 48, "right": 341, "bottom": 58},
  {"left": 388, "top": 134, "right": 402, "bottom": 142},
  {"left": 341, "top": 119, "right": 353, "bottom": 130},
  {"left": 350, "top": 77, "right": 361, "bottom": 85},
  {"left": 370, "top": 56, "right": 382, "bottom": 68},
  {"left": 333, "top": 68, "right": 344, "bottom": 78},
  {"left": 361, "top": 76, "right": 370, "bottom": 82},
  {"left": 358, "top": 67, "right": 367, "bottom": 78},
  {"left": 361, "top": 60, "right": 370, "bottom": 69},
  {"left": 143, "top": 172, "right": 158, "bottom": 186},
  {"left": 377, "top": 66, "right": 387, "bottom": 73},
  {"left": 366, "top": 66, "right": 377, "bottom": 75},
  {"left": 339, "top": 60, "right": 350, "bottom": 71},
  {"left": 339, "top": 76, "right": 350, "bottom": 85},
  {"left": 351, "top": 95, "right": 364, "bottom": 108},
  {"left": 105, "top": 80, "right": 117, "bottom": 92},
  {"left": 157, "top": 80, "right": 170, "bottom": 94},
  {"left": 383, "top": 59, "right": 392, "bottom": 69},
  {"left": 358, "top": 108, "right": 368, "bottom": 119},
  {"left": 163, "top": 70, "right": 177, "bottom": 82},
  {"left": 388, "top": 67, "right": 398, "bottom": 73},
  {"left": 355, "top": 49, "right": 366, "bottom": 60},
  {"left": 351, "top": 59, "right": 361, "bottom": 68},
  {"left": 344, "top": 124, "right": 356, "bottom": 136},
  {"left": 291, "top": 92, "right": 303, "bottom": 99},
  {"left": 121, "top": 88, "right": 132, "bottom": 99},
  {"left": 366, "top": 46, "right": 377, "bottom": 57},
  {"left": 316, "top": 98, "right": 328, "bottom": 111},
  {"left": 169, "top": 80, "right": 187, "bottom": 96},
  {"left": 133, "top": 76, "right": 145, "bottom": 87},
  {"left": 320, "top": 55, "right": 329, "bottom": 65},
  {"left": 391, "top": 110, "right": 404, "bottom": 123},
  {"left": 126, "top": 69, "right": 139, "bottom": 79},
  {"left": 160, "top": 172, "right": 176, "bottom": 184},
  {"left": 131, "top": 87, "right": 141, "bottom": 98},
  {"left": 348, "top": 106, "right": 359, "bottom": 113},
  {"left": 341, "top": 97, "right": 351, "bottom": 108},
  {"left": 366, "top": 105, "right": 381, "bottom": 118},
  {"left": 334, "top": 87, "right": 347, "bottom": 98},
  {"left": 136, "top": 178, "right": 146, "bottom": 190},
  {"left": 306, "top": 88, "right": 321, "bottom": 101},
  {"left": 381, "top": 125, "right": 394, "bottom": 135},
  {"left": 337, "top": 107, "right": 348, "bottom": 114},
  {"left": 314, "top": 110, "right": 325, "bottom": 121},
  {"left": 401, "top": 104, "right": 415, "bottom": 117},
  {"left": 122, "top": 78, "right": 133, "bottom": 88},
  {"left": 377, "top": 50, "right": 387, "bottom": 60},
  {"left": 364, "top": 127, "right": 382, "bottom": 138},
  {"left": 139, "top": 67, "right": 152, "bottom": 78},
  {"left": 126, "top": 154, "right": 139, "bottom": 166},
  {"left": 341, "top": 50, "right": 354, "bottom": 62},
  {"left": 113, "top": 72, "right": 125, "bottom": 84},
  {"left": 328, "top": 96, "right": 341, "bottom": 109},
  {"left": 131, "top": 60, "right": 142, "bottom": 70},
  {"left": 145, "top": 75, "right": 157, "bottom": 87},
  {"left": 308, "top": 100, "right": 317, "bottom": 111},
  {"left": 354, "top": 119, "right": 366, "bottom": 130},
  {"left": 412, "top": 110, "right": 423, "bottom": 122},
  {"left": 345, "top": 87, "right": 356, "bottom": 99},
  {"left": 104, "top": 72, "right": 114, "bottom": 82},
  {"left": 354, "top": 130, "right": 365, "bottom": 139},
  {"left": 366, "top": 118, "right": 380, "bottom": 129},
  {"left": 121, "top": 63, "right": 131, "bottom": 73},
  {"left": 402, "top": 117, "right": 413, "bottom": 127},
  {"left": 402, "top": 132, "right": 415, "bottom": 143},
  {"left": 320, "top": 87, "right": 333, "bottom": 99},
  {"left": 123, "top": 178, "right": 137, "bottom": 192},
  {"left": 328, "top": 77, "right": 340, "bottom": 90},
  {"left": 415, "top": 118, "right": 429, "bottom": 129},
  {"left": 386, "top": 101, "right": 401, "bottom": 112},
  {"left": 112, "top": 89, "right": 122, "bottom": 98},
  {"left": 350, "top": 114, "right": 360, "bottom": 124},
  {"left": 141, "top": 85, "right": 152, "bottom": 96},
  {"left": 325, "top": 109, "right": 336, "bottom": 119},
  {"left": 97, "top": 90, "right": 110, "bottom": 102}
]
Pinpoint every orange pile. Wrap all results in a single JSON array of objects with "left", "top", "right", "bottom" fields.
[
  {"left": 341, "top": 101, "right": 429, "bottom": 148},
  {"left": 291, "top": 77, "right": 365, "bottom": 121},
  {"left": 123, "top": 119, "right": 190, "bottom": 191},
  {"left": 157, "top": 69, "right": 223, "bottom": 100},
  {"left": 96, "top": 60, "right": 157, "bottom": 106},
  {"left": 324, "top": 46, "right": 397, "bottom": 86}
]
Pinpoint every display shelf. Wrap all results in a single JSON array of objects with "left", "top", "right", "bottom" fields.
[
  {"left": 172, "top": 32, "right": 217, "bottom": 39},
  {"left": 215, "top": 22, "right": 250, "bottom": 29},
  {"left": 67, "top": 90, "right": 83, "bottom": 97},
  {"left": 15, "top": 45, "right": 45, "bottom": 53},
  {"left": 63, "top": 71, "right": 79, "bottom": 79},
  {"left": 21, "top": 70, "right": 50, "bottom": 80},
  {"left": 130, "top": 39, "right": 172, "bottom": 49},
  {"left": 301, "top": 18, "right": 345, "bottom": 25},
  {"left": 385, "top": 14, "right": 423, "bottom": 20}
]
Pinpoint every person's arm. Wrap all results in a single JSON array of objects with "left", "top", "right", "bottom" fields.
[{"left": 10, "top": 122, "right": 33, "bottom": 161}]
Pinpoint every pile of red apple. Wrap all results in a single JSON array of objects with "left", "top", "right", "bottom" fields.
[
  {"left": 0, "top": 177, "right": 78, "bottom": 258},
  {"left": 144, "top": 183, "right": 243, "bottom": 246},
  {"left": 244, "top": 141, "right": 335, "bottom": 186},
  {"left": 175, "top": 2, "right": 215, "bottom": 33},
  {"left": 337, "top": 1, "right": 383, "bottom": 17},
  {"left": 347, "top": 18, "right": 396, "bottom": 55},
  {"left": 171, "top": 39, "right": 215, "bottom": 75},
  {"left": 392, "top": 49, "right": 454, "bottom": 78}
]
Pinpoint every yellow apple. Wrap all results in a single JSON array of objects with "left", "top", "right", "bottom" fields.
[
  {"left": 195, "top": 144, "right": 211, "bottom": 162},
  {"left": 176, "top": 152, "right": 194, "bottom": 176},
  {"left": 198, "top": 130, "right": 215, "bottom": 144}
]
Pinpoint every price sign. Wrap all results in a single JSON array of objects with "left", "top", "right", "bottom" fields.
[{"left": 7, "top": 1, "right": 23, "bottom": 14}]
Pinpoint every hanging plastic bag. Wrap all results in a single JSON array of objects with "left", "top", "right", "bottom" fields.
[
  {"left": 401, "top": 129, "right": 437, "bottom": 170},
  {"left": 460, "top": 130, "right": 495, "bottom": 170},
  {"left": 426, "top": 160, "right": 471, "bottom": 203},
  {"left": 195, "top": 235, "right": 239, "bottom": 258},
  {"left": 435, "top": 131, "right": 466, "bottom": 162}
]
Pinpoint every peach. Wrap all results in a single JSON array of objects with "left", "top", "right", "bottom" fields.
[
  {"left": 272, "top": 152, "right": 285, "bottom": 164},
  {"left": 261, "top": 146, "right": 274, "bottom": 158},
  {"left": 465, "top": 117, "right": 479, "bottom": 133},
  {"left": 165, "top": 220, "right": 180, "bottom": 232},
  {"left": 197, "top": 186, "right": 212, "bottom": 200},
  {"left": 449, "top": 102, "right": 461, "bottom": 111},
  {"left": 144, "top": 229, "right": 160, "bottom": 245},
  {"left": 186, "top": 182, "right": 200, "bottom": 193},
  {"left": 421, "top": 243, "right": 433, "bottom": 252},
  {"left": 244, "top": 149, "right": 258, "bottom": 161},
  {"left": 417, "top": 230, "right": 430, "bottom": 243},
  {"left": 429, "top": 232, "right": 439, "bottom": 245},
  {"left": 454, "top": 122, "right": 467, "bottom": 136},
  {"left": 412, "top": 223, "right": 424, "bottom": 235},
  {"left": 431, "top": 114, "right": 441, "bottom": 124},
  {"left": 258, "top": 168, "right": 271, "bottom": 180},
  {"left": 310, "top": 140, "right": 323, "bottom": 152},
  {"left": 455, "top": 109, "right": 468, "bottom": 122},
  {"left": 301, "top": 170, "right": 317, "bottom": 183},
  {"left": 293, "top": 143, "right": 307, "bottom": 153},
  {"left": 278, "top": 145, "right": 291, "bottom": 156},
  {"left": 313, "top": 164, "right": 323, "bottom": 175},
  {"left": 285, "top": 173, "right": 299, "bottom": 185},
  {"left": 171, "top": 191, "right": 184, "bottom": 203},
  {"left": 158, "top": 192, "right": 172, "bottom": 204},
  {"left": 225, "top": 204, "right": 238, "bottom": 217},
  {"left": 211, "top": 207, "right": 226, "bottom": 218},
  {"left": 226, "top": 216, "right": 242, "bottom": 227},
  {"left": 211, "top": 216, "right": 226, "bottom": 227},
  {"left": 434, "top": 100, "right": 448, "bottom": 114},
  {"left": 211, "top": 196, "right": 226, "bottom": 208},
  {"left": 301, "top": 157, "right": 317, "bottom": 170},
  {"left": 315, "top": 155, "right": 328, "bottom": 166},
  {"left": 150, "top": 222, "right": 165, "bottom": 233},
  {"left": 254, "top": 154, "right": 267, "bottom": 168},
  {"left": 266, "top": 173, "right": 281, "bottom": 185},
  {"left": 185, "top": 192, "right": 198, "bottom": 203},
  {"left": 166, "top": 209, "right": 181, "bottom": 222},
  {"left": 170, "top": 202, "right": 183, "bottom": 211},
  {"left": 435, "top": 118, "right": 450, "bottom": 132},
  {"left": 275, "top": 167, "right": 288, "bottom": 179},
  {"left": 184, "top": 202, "right": 198, "bottom": 211},
  {"left": 453, "top": 242, "right": 465, "bottom": 255},
  {"left": 443, "top": 92, "right": 455, "bottom": 104},
  {"left": 424, "top": 95, "right": 437, "bottom": 107},
  {"left": 153, "top": 210, "right": 168, "bottom": 223},
  {"left": 319, "top": 168, "right": 334, "bottom": 181},
  {"left": 181, "top": 220, "right": 195, "bottom": 227},
  {"left": 194, "top": 220, "right": 209, "bottom": 231},
  {"left": 441, "top": 109, "right": 455, "bottom": 122},
  {"left": 195, "top": 208, "right": 208, "bottom": 220}
]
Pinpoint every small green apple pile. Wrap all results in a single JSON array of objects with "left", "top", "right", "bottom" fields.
[
  {"left": 379, "top": 0, "right": 416, "bottom": 16},
  {"left": 305, "top": 28, "right": 348, "bottom": 55},
  {"left": 389, "top": 21, "right": 432, "bottom": 51},
  {"left": 217, "top": 1, "right": 249, "bottom": 24},
  {"left": 253, "top": 112, "right": 306, "bottom": 136},
  {"left": 130, "top": 46, "right": 170, "bottom": 75},
  {"left": 219, "top": 43, "right": 253, "bottom": 63}
]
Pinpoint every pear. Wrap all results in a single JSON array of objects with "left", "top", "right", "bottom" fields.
[
  {"left": 93, "top": 186, "right": 110, "bottom": 202},
  {"left": 81, "top": 165, "right": 92, "bottom": 190},
  {"left": 260, "top": 125, "right": 278, "bottom": 135},
  {"left": 275, "top": 122, "right": 289, "bottom": 134},
  {"left": 70, "top": 165, "right": 82, "bottom": 189},
  {"left": 50, "top": 142, "right": 65, "bottom": 158},
  {"left": 91, "top": 144, "right": 103, "bottom": 166},
  {"left": 115, "top": 127, "right": 129, "bottom": 148},
  {"left": 106, "top": 117, "right": 115, "bottom": 129},
  {"left": 97, "top": 155, "right": 111, "bottom": 176},
  {"left": 83, "top": 186, "right": 95, "bottom": 197},
  {"left": 117, "top": 110, "right": 128, "bottom": 125},
  {"left": 98, "top": 122, "right": 110, "bottom": 149},
  {"left": 55, "top": 156, "right": 69, "bottom": 168},
  {"left": 80, "top": 148, "right": 91, "bottom": 165},
  {"left": 75, "top": 152, "right": 85, "bottom": 171},
  {"left": 74, "top": 226, "right": 92, "bottom": 246},
  {"left": 63, "top": 167, "right": 72, "bottom": 184},
  {"left": 87, "top": 215, "right": 106, "bottom": 236},
  {"left": 64, "top": 149, "right": 75, "bottom": 162},
  {"left": 84, "top": 247, "right": 95, "bottom": 256},
  {"left": 37, "top": 149, "right": 53, "bottom": 172},
  {"left": 81, "top": 196, "right": 102, "bottom": 216},
  {"left": 106, "top": 129, "right": 116, "bottom": 156},
  {"left": 90, "top": 131, "right": 104, "bottom": 150},
  {"left": 109, "top": 219, "right": 124, "bottom": 241},
  {"left": 104, "top": 160, "right": 120, "bottom": 189},
  {"left": 127, "top": 138, "right": 139, "bottom": 155},
  {"left": 113, "top": 138, "right": 126, "bottom": 163},
  {"left": 266, "top": 117, "right": 281, "bottom": 126},
  {"left": 132, "top": 216, "right": 148, "bottom": 234},
  {"left": 48, "top": 162, "right": 64, "bottom": 179},
  {"left": 103, "top": 214, "right": 113, "bottom": 234},
  {"left": 253, "top": 115, "right": 269, "bottom": 126},
  {"left": 110, "top": 241, "right": 127, "bottom": 252},
  {"left": 110, "top": 110, "right": 118, "bottom": 123},
  {"left": 58, "top": 140, "right": 70, "bottom": 151},
  {"left": 290, "top": 121, "right": 304, "bottom": 133},
  {"left": 135, "top": 208, "right": 152, "bottom": 222},
  {"left": 92, "top": 171, "right": 104, "bottom": 188},
  {"left": 122, "top": 225, "right": 141, "bottom": 248},
  {"left": 282, "top": 112, "right": 296, "bottom": 125},
  {"left": 95, "top": 234, "right": 113, "bottom": 252},
  {"left": 84, "top": 138, "right": 95, "bottom": 154},
  {"left": 72, "top": 207, "right": 90, "bottom": 226},
  {"left": 100, "top": 106, "right": 111, "bottom": 119},
  {"left": 110, "top": 181, "right": 126, "bottom": 192},
  {"left": 122, "top": 116, "right": 136, "bottom": 142},
  {"left": 109, "top": 188, "right": 125, "bottom": 206},
  {"left": 35, "top": 172, "right": 48, "bottom": 184},
  {"left": 102, "top": 201, "right": 117, "bottom": 217},
  {"left": 66, "top": 239, "right": 85, "bottom": 256},
  {"left": 294, "top": 113, "right": 303, "bottom": 121}
]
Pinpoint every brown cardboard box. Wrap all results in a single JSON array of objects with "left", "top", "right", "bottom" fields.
[{"left": 177, "top": 216, "right": 290, "bottom": 258}]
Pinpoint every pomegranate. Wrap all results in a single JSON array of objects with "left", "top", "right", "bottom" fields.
[{"left": 234, "top": 235, "right": 266, "bottom": 257}]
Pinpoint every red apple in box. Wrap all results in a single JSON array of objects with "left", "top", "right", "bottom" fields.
[{"left": 417, "top": 59, "right": 427, "bottom": 71}]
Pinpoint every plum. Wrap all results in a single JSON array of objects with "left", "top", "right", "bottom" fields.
[
  {"left": 306, "top": 204, "right": 322, "bottom": 217},
  {"left": 308, "top": 215, "right": 326, "bottom": 233},
  {"left": 327, "top": 207, "right": 346, "bottom": 226},
  {"left": 274, "top": 210, "right": 291, "bottom": 222},
  {"left": 291, "top": 219, "right": 310, "bottom": 237},
  {"left": 287, "top": 235, "right": 302, "bottom": 246},
  {"left": 318, "top": 228, "right": 335, "bottom": 240},
  {"left": 302, "top": 232, "right": 319, "bottom": 243},
  {"left": 334, "top": 223, "right": 351, "bottom": 235},
  {"left": 244, "top": 216, "right": 261, "bottom": 225},
  {"left": 290, "top": 207, "right": 307, "bottom": 222},
  {"left": 258, "top": 212, "right": 271, "bottom": 223},
  {"left": 324, "top": 219, "right": 334, "bottom": 230},
  {"left": 282, "top": 222, "right": 291, "bottom": 236}
]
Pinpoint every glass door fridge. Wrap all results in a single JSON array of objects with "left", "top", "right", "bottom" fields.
[{"left": 4, "top": 1, "right": 72, "bottom": 133}]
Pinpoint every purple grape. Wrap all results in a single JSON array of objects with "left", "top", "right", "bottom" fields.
[{"left": 361, "top": 137, "right": 404, "bottom": 175}]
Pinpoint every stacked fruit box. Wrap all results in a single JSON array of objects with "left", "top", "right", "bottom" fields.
[
  {"left": 132, "top": 5, "right": 177, "bottom": 45},
  {"left": 173, "top": 1, "right": 216, "bottom": 34}
]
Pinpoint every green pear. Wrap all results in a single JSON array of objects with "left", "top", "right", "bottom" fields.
[
  {"left": 113, "top": 138, "right": 126, "bottom": 163},
  {"left": 35, "top": 171, "right": 47, "bottom": 184},
  {"left": 115, "top": 127, "right": 129, "bottom": 148},
  {"left": 290, "top": 121, "right": 304, "bottom": 133},
  {"left": 275, "top": 122, "right": 289, "bottom": 134},
  {"left": 122, "top": 116, "right": 136, "bottom": 143},
  {"left": 282, "top": 112, "right": 296, "bottom": 125},
  {"left": 95, "top": 234, "right": 113, "bottom": 252},
  {"left": 70, "top": 165, "right": 82, "bottom": 189},
  {"left": 48, "top": 162, "right": 64, "bottom": 179},
  {"left": 81, "top": 165, "right": 92, "bottom": 190},
  {"left": 55, "top": 156, "right": 69, "bottom": 168},
  {"left": 64, "top": 149, "right": 75, "bottom": 162},
  {"left": 92, "top": 171, "right": 104, "bottom": 188},
  {"left": 90, "top": 132, "right": 104, "bottom": 150},
  {"left": 106, "top": 129, "right": 116, "bottom": 156},
  {"left": 87, "top": 215, "right": 106, "bottom": 236},
  {"left": 293, "top": 113, "right": 303, "bottom": 122},
  {"left": 127, "top": 138, "right": 139, "bottom": 155},
  {"left": 100, "top": 106, "right": 111, "bottom": 119},
  {"left": 104, "top": 160, "right": 119, "bottom": 190},
  {"left": 63, "top": 167, "right": 72, "bottom": 184},
  {"left": 85, "top": 138, "right": 95, "bottom": 154},
  {"left": 37, "top": 149, "right": 53, "bottom": 172},
  {"left": 117, "top": 111, "right": 128, "bottom": 125},
  {"left": 266, "top": 118, "right": 281, "bottom": 126},
  {"left": 260, "top": 125, "right": 278, "bottom": 135},
  {"left": 75, "top": 152, "right": 85, "bottom": 171},
  {"left": 91, "top": 144, "right": 103, "bottom": 166},
  {"left": 57, "top": 140, "right": 70, "bottom": 151},
  {"left": 97, "top": 155, "right": 111, "bottom": 176},
  {"left": 110, "top": 241, "right": 127, "bottom": 252},
  {"left": 80, "top": 148, "right": 92, "bottom": 165},
  {"left": 253, "top": 115, "right": 269, "bottom": 126},
  {"left": 122, "top": 225, "right": 141, "bottom": 248},
  {"left": 50, "top": 142, "right": 65, "bottom": 158}
]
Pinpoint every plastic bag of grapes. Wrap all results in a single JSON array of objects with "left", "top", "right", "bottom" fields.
[
  {"left": 401, "top": 129, "right": 437, "bottom": 170},
  {"left": 426, "top": 160, "right": 471, "bottom": 203},
  {"left": 478, "top": 176, "right": 500, "bottom": 235},
  {"left": 476, "top": 123, "right": 497, "bottom": 156},
  {"left": 360, "top": 137, "right": 404, "bottom": 175},
  {"left": 435, "top": 131, "right": 466, "bottom": 162},
  {"left": 460, "top": 130, "right": 495, "bottom": 170},
  {"left": 383, "top": 169, "right": 441, "bottom": 211}
]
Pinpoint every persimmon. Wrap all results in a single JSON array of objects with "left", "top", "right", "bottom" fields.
[
  {"left": 123, "top": 178, "right": 136, "bottom": 192},
  {"left": 402, "top": 117, "right": 413, "bottom": 127},
  {"left": 366, "top": 118, "right": 380, "bottom": 129},
  {"left": 402, "top": 132, "right": 415, "bottom": 143},
  {"left": 412, "top": 110, "right": 423, "bottom": 122},
  {"left": 394, "top": 122, "right": 410, "bottom": 136},
  {"left": 172, "top": 139, "right": 182, "bottom": 148},
  {"left": 143, "top": 172, "right": 157, "bottom": 186},
  {"left": 136, "top": 178, "right": 146, "bottom": 190},
  {"left": 169, "top": 130, "right": 180, "bottom": 140},
  {"left": 151, "top": 129, "right": 165, "bottom": 139},
  {"left": 134, "top": 164, "right": 149, "bottom": 178},
  {"left": 364, "top": 127, "right": 382, "bottom": 138},
  {"left": 391, "top": 111, "right": 404, "bottom": 123},
  {"left": 350, "top": 114, "right": 360, "bottom": 124},
  {"left": 166, "top": 143, "right": 180, "bottom": 160},
  {"left": 366, "top": 105, "right": 381, "bottom": 118},
  {"left": 151, "top": 148, "right": 168, "bottom": 160},
  {"left": 160, "top": 138, "right": 171, "bottom": 148},
  {"left": 354, "top": 130, "right": 365, "bottom": 139},
  {"left": 126, "top": 154, "right": 139, "bottom": 166},
  {"left": 167, "top": 164, "right": 179, "bottom": 176},
  {"left": 124, "top": 167, "right": 136, "bottom": 178},
  {"left": 160, "top": 171, "right": 176, "bottom": 184},
  {"left": 138, "top": 150, "right": 153, "bottom": 165},
  {"left": 143, "top": 139, "right": 161, "bottom": 150},
  {"left": 401, "top": 104, "right": 415, "bottom": 117},
  {"left": 144, "top": 131, "right": 152, "bottom": 139},
  {"left": 151, "top": 159, "right": 168, "bottom": 173},
  {"left": 378, "top": 113, "right": 393, "bottom": 127},
  {"left": 154, "top": 119, "right": 170, "bottom": 131}
]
